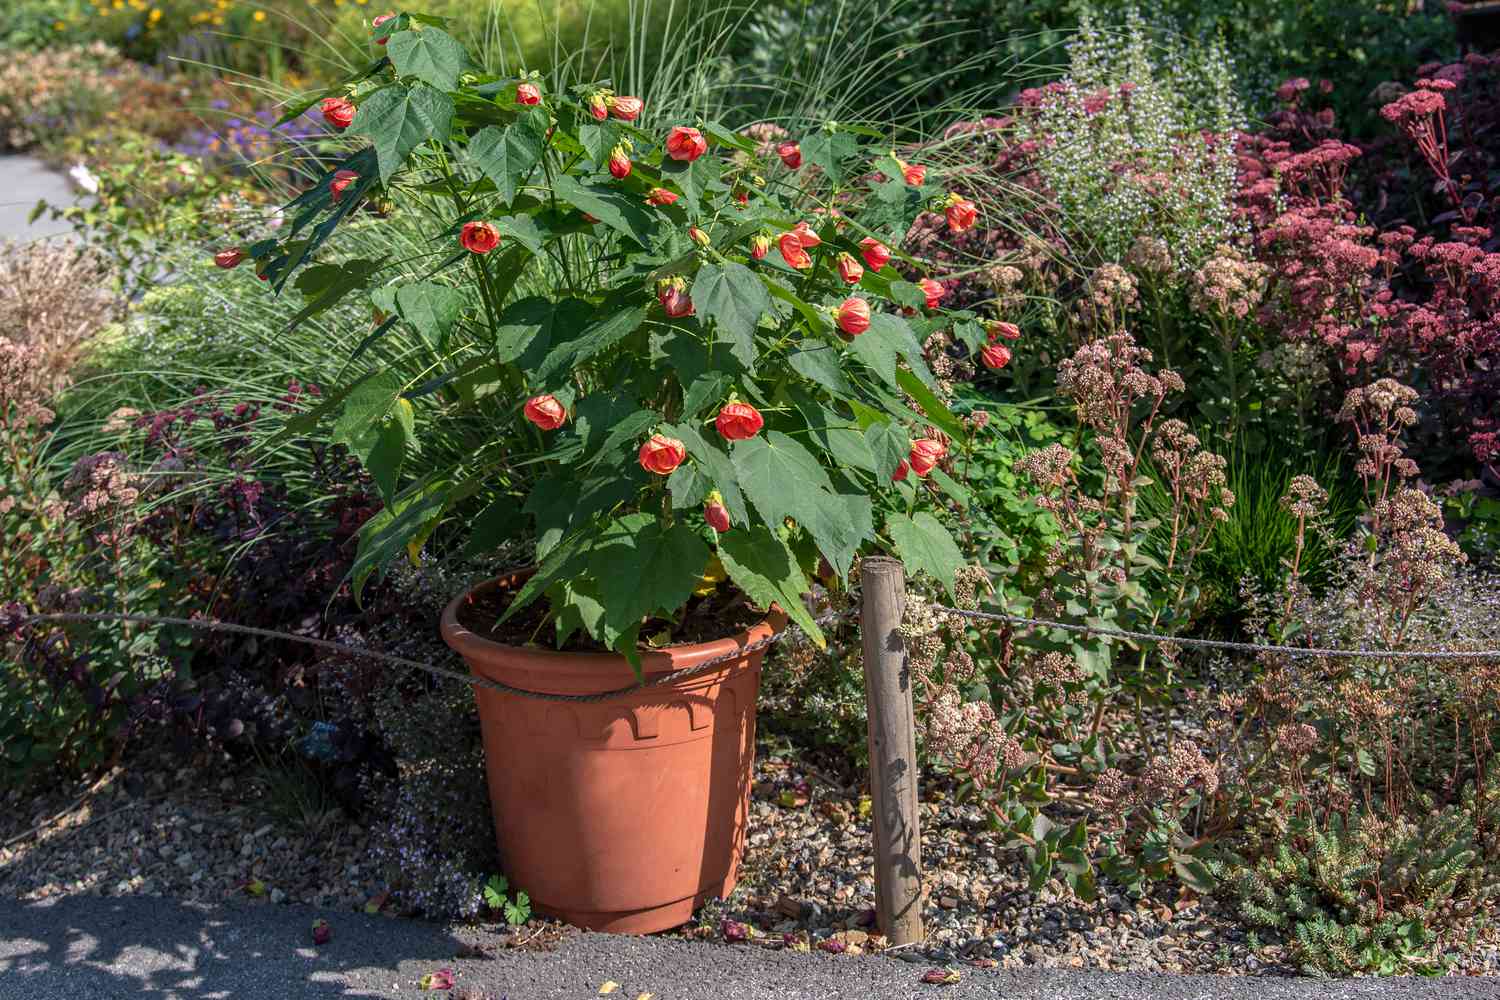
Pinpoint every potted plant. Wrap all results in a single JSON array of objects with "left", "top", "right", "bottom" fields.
[{"left": 226, "top": 9, "right": 984, "bottom": 933}]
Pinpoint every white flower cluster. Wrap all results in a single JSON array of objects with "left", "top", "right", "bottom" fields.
[{"left": 1017, "top": 7, "right": 1248, "bottom": 272}]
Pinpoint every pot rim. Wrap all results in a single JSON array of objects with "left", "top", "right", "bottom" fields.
[{"left": 440, "top": 572, "right": 788, "bottom": 686}]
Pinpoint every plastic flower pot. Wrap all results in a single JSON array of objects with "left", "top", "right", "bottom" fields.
[{"left": 440, "top": 574, "right": 785, "bottom": 934}]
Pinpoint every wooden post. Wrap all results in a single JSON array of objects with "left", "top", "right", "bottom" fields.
[{"left": 859, "top": 556, "right": 924, "bottom": 946}]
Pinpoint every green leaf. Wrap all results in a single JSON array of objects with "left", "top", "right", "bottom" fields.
[
  {"left": 525, "top": 471, "right": 643, "bottom": 557},
  {"left": 350, "top": 83, "right": 454, "bottom": 184},
  {"left": 332, "top": 371, "right": 403, "bottom": 450},
  {"left": 668, "top": 464, "right": 713, "bottom": 509},
  {"left": 787, "top": 344, "right": 853, "bottom": 395},
  {"left": 394, "top": 282, "right": 465, "bottom": 349},
  {"left": 731, "top": 431, "right": 831, "bottom": 530},
  {"left": 690, "top": 262, "right": 769, "bottom": 368},
  {"left": 588, "top": 515, "right": 712, "bottom": 637},
  {"left": 800, "top": 130, "right": 858, "bottom": 186},
  {"left": 552, "top": 175, "right": 657, "bottom": 246},
  {"left": 468, "top": 110, "right": 547, "bottom": 205},
  {"left": 536, "top": 304, "right": 648, "bottom": 380},
  {"left": 352, "top": 477, "right": 478, "bottom": 600},
  {"left": 681, "top": 373, "right": 732, "bottom": 420},
  {"left": 887, "top": 511, "right": 963, "bottom": 593},
  {"left": 846, "top": 312, "right": 935, "bottom": 390},
  {"left": 660, "top": 155, "right": 717, "bottom": 209},
  {"left": 464, "top": 496, "right": 525, "bottom": 557},
  {"left": 577, "top": 119, "right": 620, "bottom": 165},
  {"left": 716, "top": 525, "right": 824, "bottom": 646},
  {"left": 896, "top": 367, "right": 966, "bottom": 441},
  {"left": 492, "top": 295, "right": 591, "bottom": 365},
  {"left": 669, "top": 422, "right": 748, "bottom": 528},
  {"left": 287, "top": 258, "right": 385, "bottom": 331},
  {"left": 386, "top": 27, "right": 467, "bottom": 91},
  {"left": 863, "top": 420, "right": 911, "bottom": 482}
]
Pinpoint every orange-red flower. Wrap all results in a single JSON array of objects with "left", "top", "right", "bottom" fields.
[
  {"left": 329, "top": 169, "right": 359, "bottom": 203},
  {"left": 320, "top": 97, "right": 356, "bottom": 130},
  {"left": 665, "top": 126, "right": 708, "bottom": 162},
  {"left": 836, "top": 252, "right": 863, "bottom": 285},
  {"left": 516, "top": 82, "right": 542, "bottom": 105},
  {"left": 214, "top": 248, "right": 244, "bottom": 269},
  {"left": 835, "top": 296, "right": 870, "bottom": 336},
  {"left": 918, "top": 277, "right": 945, "bottom": 309},
  {"left": 460, "top": 221, "right": 501, "bottom": 254},
  {"left": 777, "top": 142, "right": 802, "bottom": 169},
  {"left": 902, "top": 162, "right": 926, "bottom": 186},
  {"left": 609, "top": 95, "right": 643, "bottom": 121},
  {"left": 944, "top": 193, "right": 978, "bottom": 233},
  {"left": 645, "top": 187, "right": 679, "bottom": 207},
  {"left": 523, "top": 394, "right": 567, "bottom": 430},
  {"left": 980, "top": 343, "right": 1012, "bottom": 370},
  {"left": 891, "top": 459, "right": 909, "bottom": 482},
  {"left": 639, "top": 434, "right": 687, "bottom": 475},
  {"left": 657, "top": 276, "right": 695, "bottom": 317},
  {"left": 908, "top": 438, "right": 946, "bottom": 475},
  {"left": 715, "top": 401, "right": 764, "bottom": 440},
  {"left": 791, "top": 221, "right": 822, "bottom": 247},
  {"left": 779, "top": 232, "right": 812, "bottom": 270},
  {"left": 608, "top": 145, "right": 632, "bottom": 179},
  {"left": 858, "top": 237, "right": 891, "bottom": 271}
]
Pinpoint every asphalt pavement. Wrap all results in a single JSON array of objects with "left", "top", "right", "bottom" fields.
[
  {"left": 0, "top": 154, "right": 79, "bottom": 241},
  {"left": 2, "top": 895, "right": 1498, "bottom": 999}
]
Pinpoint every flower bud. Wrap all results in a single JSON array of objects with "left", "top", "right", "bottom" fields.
[
  {"left": 836, "top": 252, "right": 863, "bottom": 285},
  {"left": 588, "top": 92, "right": 609, "bottom": 121},
  {"left": 777, "top": 142, "right": 802, "bottom": 169},
  {"left": 778, "top": 232, "right": 812, "bottom": 270},
  {"left": 689, "top": 225, "right": 711, "bottom": 248},
  {"left": 608, "top": 95, "right": 643, "bottom": 121},
  {"left": 918, "top": 277, "right": 945, "bottom": 309},
  {"left": 944, "top": 192, "right": 978, "bottom": 233},
  {"left": 987, "top": 320, "right": 1021, "bottom": 340},
  {"left": 665, "top": 126, "right": 708, "bottom": 162},
  {"left": 749, "top": 233, "right": 771, "bottom": 260},
  {"left": 902, "top": 161, "right": 926, "bottom": 186},
  {"left": 608, "top": 145, "right": 632, "bottom": 179},
  {"left": 835, "top": 296, "right": 870, "bottom": 336},
  {"left": 320, "top": 96, "right": 356, "bottom": 130},
  {"left": 908, "top": 437, "right": 946, "bottom": 475},
  {"left": 523, "top": 394, "right": 567, "bottom": 430},
  {"left": 371, "top": 12, "right": 396, "bottom": 43},
  {"left": 214, "top": 248, "right": 245, "bottom": 269},
  {"left": 715, "top": 401, "right": 764, "bottom": 440},
  {"left": 657, "top": 276, "right": 695, "bottom": 317},
  {"left": 891, "top": 458, "right": 910, "bottom": 482},
  {"left": 460, "top": 220, "right": 501, "bottom": 254},
  {"left": 645, "top": 187, "right": 679, "bottom": 207},
  {"left": 980, "top": 343, "right": 1012, "bottom": 370},
  {"left": 639, "top": 433, "right": 687, "bottom": 475},
  {"left": 705, "top": 493, "right": 731, "bottom": 532},
  {"left": 516, "top": 82, "right": 542, "bottom": 105},
  {"left": 329, "top": 169, "right": 359, "bottom": 203},
  {"left": 858, "top": 237, "right": 891, "bottom": 271}
]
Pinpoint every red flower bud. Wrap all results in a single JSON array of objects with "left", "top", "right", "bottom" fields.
[
  {"left": 715, "top": 401, "right": 764, "bottom": 440},
  {"left": 639, "top": 433, "right": 687, "bottom": 475},
  {"left": 523, "top": 394, "right": 566, "bottom": 430},
  {"left": 777, "top": 142, "right": 802, "bottom": 169},
  {"left": 918, "top": 277, "right": 945, "bottom": 309},
  {"left": 608, "top": 145, "right": 632, "bottom": 179},
  {"left": 516, "top": 82, "right": 542, "bottom": 105},
  {"left": 944, "top": 193, "right": 978, "bottom": 233},
  {"left": 705, "top": 496, "right": 731, "bottom": 532},
  {"left": 980, "top": 343, "right": 1012, "bottom": 370},
  {"left": 988, "top": 320, "right": 1021, "bottom": 340},
  {"left": 214, "top": 247, "right": 244, "bottom": 269},
  {"left": 329, "top": 169, "right": 359, "bottom": 203},
  {"left": 902, "top": 162, "right": 927, "bottom": 186},
  {"left": 588, "top": 93, "right": 609, "bottom": 121},
  {"left": 311, "top": 919, "right": 332, "bottom": 946},
  {"left": 836, "top": 252, "right": 863, "bottom": 285},
  {"left": 320, "top": 96, "right": 356, "bottom": 130},
  {"left": 608, "top": 95, "right": 643, "bottom": 121},
  {"left": 371, "top": 12, "right": 396, "bottom": 43},
  {"left": 858, "top": 237, "right": 891, "bottom": 271},
  {"left": 891, "top": 459, "right": 910, "bottom": 482},
  {"left": 460, "top": 220, "right": 501, "bottom": 255},
  {"left": 689, "top": 225, "right": 711, "bottom": 248},
  {"left": 734, "top": 188, "right": 749, "bottom": 207},
  {"left": 791, "top": 221, "right": 821, "bottom": 248},
  {"left": 835, "top": 296, "right": 870, "bottom": 336},
  {"left": 908, "top": 438, "right": 946, "bottom": 476},
  {"left": 645, "top": 187, "right": 679, "bottom": 207},
  {"left": 749, "top": 233, "right": 771, "bottom": 259},
  {"left": 665, "top": 126, "right": 707, "bottom": 162},
  {"left": 779, "top": 232, "right": 812, "bottom": 270},
  {"left": 657, "top": 276, "right": 695, "bottom": 317}
]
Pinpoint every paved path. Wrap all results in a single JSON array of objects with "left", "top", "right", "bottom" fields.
[
  {"left": 0, "top": 154, "right": 79, "bottom": 241},
  {"left": 1, "top": 896, "right": 1497, "bottom": 999}
]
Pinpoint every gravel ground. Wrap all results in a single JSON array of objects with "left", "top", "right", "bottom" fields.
[{"left": 5, "top": 742, "right": 1498, "bottom": 979}]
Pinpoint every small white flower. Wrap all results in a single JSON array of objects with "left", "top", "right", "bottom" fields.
[{"left": 69, "top": 162, "right": 99, "bottom": 194}]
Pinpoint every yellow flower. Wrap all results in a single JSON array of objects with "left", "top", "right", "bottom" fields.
[
  {"left": 53, "top": 20, "right": 67, "bottom": 30},
  {"left": 253, "top": 10, "right": 266, "bottom": 21},
  {"left": 149, "top": 8, "right": 162, "bottom": 22}
]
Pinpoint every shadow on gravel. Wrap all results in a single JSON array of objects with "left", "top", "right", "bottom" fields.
[{"left": 0, "top": 894, "right": 471, "bottom": 998}]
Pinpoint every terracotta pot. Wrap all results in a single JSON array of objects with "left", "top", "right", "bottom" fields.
[{"left": 440, "top": 575, "right": 784, "bottom": 934}]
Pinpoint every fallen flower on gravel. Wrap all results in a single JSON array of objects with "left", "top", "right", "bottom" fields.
[
  {"left": 818, "top": 937, "right": 846, "bottom": 954},
  {"left": 969, "top": 957, "right": 998, "bottom": 969},
  {"left": 721, "top": 918, "right": 750, "bottom": 942},
  {"left": 419, "top": 968, "right": 455, "bottom": 991},
  {"left": 243, "top": 879, "right": 267, "bottom": 897},
  {"left": 311, "top": 919, "right": 331, "bottom": 945},
  {"left": 598, "top": 981, "right": 620, "bottom": 994},
  {"left": 921, "top": 968, "right": 962, "bottom": 984},
  {"left": 364, "top": 891, "right": 389, "bottom": 913}
]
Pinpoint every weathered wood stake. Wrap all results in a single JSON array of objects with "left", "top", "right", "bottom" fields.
[{"left": 859, "top": 555, "right": 924, "bottom": 946}]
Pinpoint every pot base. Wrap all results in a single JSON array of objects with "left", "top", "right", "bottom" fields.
[{"left": 533, "top": 872, "right": 738, "bottom": 934}]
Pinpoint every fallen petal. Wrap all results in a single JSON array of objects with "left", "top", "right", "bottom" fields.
[
  {"left": 921, "top": 967, "right": 962, "bottom": 985},
  {"left": 598, "top": 982, "right": 620, "bottom": 995},
  {"left": 418, "top": 968, "right": 456, "bottom": 991}
]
